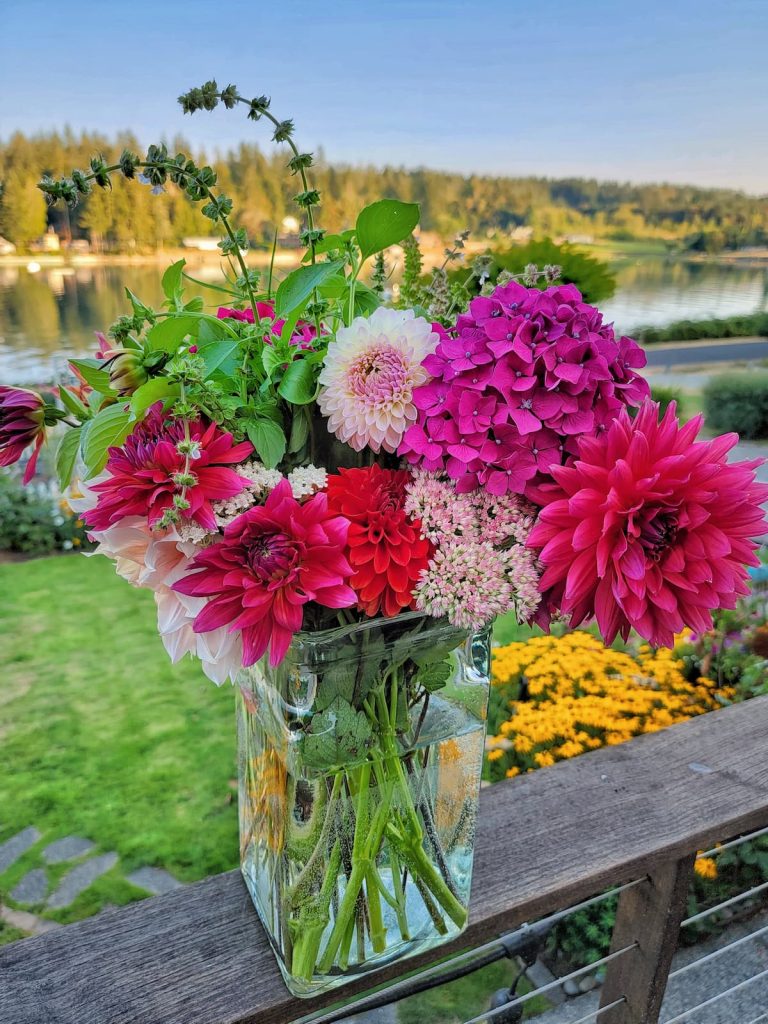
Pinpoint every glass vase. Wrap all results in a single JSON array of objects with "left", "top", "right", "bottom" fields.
[{"left": 236, "top": 611, "right": 491, "bottom": 997}]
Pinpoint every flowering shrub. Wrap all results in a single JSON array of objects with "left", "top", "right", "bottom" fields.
[
  {"left": 0, "top": 471, "right": 92, "bottom": 556},
  {"left": 485, "top": 632, "right": 733, "bottom": 781}
]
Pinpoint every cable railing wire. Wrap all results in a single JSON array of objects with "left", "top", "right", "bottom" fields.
[
  {"left": 296, "top": 879, "right": 645, "bottom": 1024},
  {"left": 668, "top": 922, "right": 768, "bottom": 979},
  {"left": 682, "top": 878, "right": 768, "bottom": 927},
  {"left": 660, "top": 966, "right": 768, "bottom": 1024},
  {"left": 460, "top": 943, "right": 638, "bottom": 1024},
  {"left": 556, "top": 1000, "right": 627, "bottom": 1024},
  {"left": 699, "top": 824, "right": 768, "bottom": 859}
]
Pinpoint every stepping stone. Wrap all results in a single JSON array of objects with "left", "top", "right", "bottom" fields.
[
  {"left": 10, "top": 869, "right": 48, "bottom": 905},
  {"left": 126, "top": 867, "right": 183, "bottom": 896},
  {"left": 42, "top": 836, "right": 95, "bottom": 864},
  {"left": 46, "top": 852, "right": 118, "bottom": 910},
  {"left": 0, "top": 827, "right": 41, "bottom": 873}
]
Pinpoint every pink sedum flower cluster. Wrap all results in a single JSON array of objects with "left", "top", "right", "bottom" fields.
[{"left": 399, "top": 282, "right": 650, "bottom": 499}]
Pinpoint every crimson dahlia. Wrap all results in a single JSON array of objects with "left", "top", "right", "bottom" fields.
[
  {"left": 0, "top": 386, "right": 49, "bottom": 483},
  {"left": 529, "top": 401, "right": 768, "bottom": 647},
  {"left": 326, "top": 465, "right": 432, "bottom": 617},
  {"left": 173, "top": 480, "right": 356, "bottom": 667},
  {"left": 83, "top": 404, "right": 254, "bottom": 531}
]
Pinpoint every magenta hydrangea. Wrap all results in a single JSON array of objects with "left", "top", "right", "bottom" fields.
[{"left": 398, "top": 282, "right": 650, "bottom": 500}]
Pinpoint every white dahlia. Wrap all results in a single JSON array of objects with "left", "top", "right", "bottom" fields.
[{"left": 317, "top": 307, "right": 439, "bottom": 453}]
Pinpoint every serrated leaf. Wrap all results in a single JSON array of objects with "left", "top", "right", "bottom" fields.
[
  {"left": 278, "top": 359, "right": 316, "bottom": 405},
  {"left": 302, "top": 696, "right": 372, "bottom": 771},
  {"left": 355, "top": 200, "right": 420, "bottom": 261},
  {"left": 69, "top": 359, "right": 113, "bottom": 395},
  {"left": 275, "top": 260, "right": 344, "bottom": 318},
  {"left": 129, "top": 377, "right": 180, "bottom": 417},
  {"left": 56, "top": 427, "right": 82, "bottom": 489},
  {"left": 245, "top": 417, "right": 286, "bottom": 469},
  {"left": 162, "top": 259, "right": 185, "bottom": 303},
  {"left": 83, "top": 404, "right": 133, "bottom": 476},
  {"left": 197, "top": 339, "right": 240, "bottom": 378},
  {"left": 419, "top": 658, "right": 453, "bottom": 693}
]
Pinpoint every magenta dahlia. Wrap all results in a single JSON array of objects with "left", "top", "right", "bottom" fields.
[
  {"left": 399, "top": 282, "right": 650, "bottom": 499},
  {"left": 173, "top": 480, "right": 356, "bottom": 667},
  {"left": 0, "top": 386, "right": 48, "bottom": 483},
  {"left": 83, "top": 404, "right": 254, "bottom": 532},
  {"left": 529, "top": 401, "right": 768, "bottom": 647}
]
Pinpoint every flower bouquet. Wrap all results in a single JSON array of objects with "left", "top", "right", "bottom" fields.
[{"left": 4, "top": 81, "right": 766, "bottom": 995}]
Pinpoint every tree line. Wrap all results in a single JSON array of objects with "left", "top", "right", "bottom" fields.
[{"left": 0, "top": 129, "right": 766, "bottom": 253}]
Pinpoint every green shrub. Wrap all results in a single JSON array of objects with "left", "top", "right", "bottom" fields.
[
  {"left": 635, "top": 312, "right": 768, "bottom": 344},
  {"left": 0, "top": 472, "right": 92, "bottom": 555},
  {"left": 651, "top": 385, "right": 684, "bottom": 417},
  {"left": 703, "top": 373, "right": 768, "bottom": 439},
  {"left": 447, "top": 238, "right": 616, "bottom": 305}
]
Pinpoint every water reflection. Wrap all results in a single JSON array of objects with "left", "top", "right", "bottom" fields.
[{"left": 1, "top": 258, "right": 767, "bottom": 384}]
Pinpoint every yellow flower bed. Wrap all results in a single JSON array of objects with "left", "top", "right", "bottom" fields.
[{"left": 486, "top": 632, "right": 733, "bottom": 783}]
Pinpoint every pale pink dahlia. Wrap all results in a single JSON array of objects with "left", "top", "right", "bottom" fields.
[
  {"left": 529, "top": 401, "right": 768, "bottom": 647},
  {"left": 318, "top": 307, "right": 440, "bottom": 453}
]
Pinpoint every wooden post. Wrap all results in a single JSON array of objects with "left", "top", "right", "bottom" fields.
[{"left": 598, "top": 855, "right": 695, "bottom": 1024}]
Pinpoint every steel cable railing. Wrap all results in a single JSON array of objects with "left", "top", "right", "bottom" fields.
[{"left": 660, "top": 967, "right": 768, "bottom": 1024}]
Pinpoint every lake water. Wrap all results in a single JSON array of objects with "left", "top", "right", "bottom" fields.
[{"left": 1, "top": 257, "right": 767, "bottom": 385}]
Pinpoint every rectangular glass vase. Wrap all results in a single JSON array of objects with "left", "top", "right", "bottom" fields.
[{"left": 236, "top": 611, "right": 491, "bottom": 997}]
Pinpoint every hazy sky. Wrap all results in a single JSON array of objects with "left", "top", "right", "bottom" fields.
[{"left": 1, "top": 0, "right": 766, "bottom": 194}]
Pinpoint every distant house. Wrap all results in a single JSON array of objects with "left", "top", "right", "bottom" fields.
[
  {"left": 182, "top": 236, "right": 221, "bottom": 252},
  {"left": 0, "top": 236, "right": 16, "bottom": 255},
  {"left": 39, "top": 227, "right": 61, "bottom": 252}
]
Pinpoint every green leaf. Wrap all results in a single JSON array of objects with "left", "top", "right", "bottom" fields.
[
  {"left": 287, "top": 410, "right": 309, "bottom": 454},
  {"left": 184, "top": 295, "right": 204, "bottom": 313},
  {"left": 353, "top": 281, "right": 381, "bottom": 316},
  {"left": 57, "top": 386, "right": 90, "bottom": 421},
  {"left": 300, "top": 232, "right": 354, "bottom": 262},
  {"left": 69, "top": 359, "right": 113, "bottom": 395},
  {"left": 125, "top": 287, "right": 153, "bottom": 321},
  {"left": 145, "top": 314, "right": 201, "bottom": 353},
  {"left": 302, "top": 696, "right": 373, "bottom": 771},
  {"left": 56, "top": 427, "right": 82, "bottom": 490},
  {"left": 162, "top": 259, "right": 186, "bottom": 303},
  {"left": 275, "top": 260, "right": 344, "bottom": 318},
  {"left": 83, "top": 404, "right": 133, "bottom": 476},
  {"left": 129, "top": 377, "right": 180, "bottom": 417},
  {"left": 418, "top": 658, "right": 453, "bottom": 694},
  {"left": 245, "top": 417, "right": 286, "bottom": 469},
  {"left": 278, "top": 359, "right": 316, "bottom": 405},
  {"left": 261, "top": 343, "right": 285, "bottom": 378},
  {"left": 197, "top": 339, "right": 241, "bottom": 378},
  {"left": 355, "top": 199, "right": 420, "bottom": 261}
]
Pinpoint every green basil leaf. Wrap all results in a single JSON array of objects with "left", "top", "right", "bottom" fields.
[
  {"left": 162, "top": 259, "right": 186, "bottom": 302},
  {"left": 129, "top": 378, "right": 180, "bottom": 417},
  {"left": 83, "top": 404, "right": 133, "bottom": 476},
  {"left": 287, "top": 410, "right": 309, "bottom": 454},
  {"left": 69, "top": 359, "right": 113, "bottom": 395},
  {"left": 278, "top": 359, "right": 316, "bottom": 405},
  {"left": 355, "top": 199, "right": 420, "bottom": 261},
  {"left": 245, "top": 417, "right": 286, "bottom": 469},
  {"left": 197, "top": 339, "right": 241, "bottom": 378},
  {"left": 57, "top": 386, "right": 91, "bottom": 421},
  {"left": 56, "top": 427, "right": 82, "bottom": 490},
  {"left": 353, "top": 281, "right": 381, "bottom": 316},
  {"left": 275, "top": 260, "right": 344, "bottom": 318},
  {"left": 261, "top": 343, "right": 285, "bottom": 378},
  {"left": 145, "top": 314, "right": 201, "bottom": 353}
]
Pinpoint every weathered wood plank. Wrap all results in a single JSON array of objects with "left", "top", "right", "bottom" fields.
[
  {"left": 598, "top": 855, "right": 695, "bottom": 1023},
  {"left": 2, "top": 696, "right": 768, "bottom": 1024}
]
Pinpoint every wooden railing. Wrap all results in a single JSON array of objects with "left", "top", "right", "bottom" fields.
[{"left": 2, "top": 695, "right": 768, "bottom": 1024}]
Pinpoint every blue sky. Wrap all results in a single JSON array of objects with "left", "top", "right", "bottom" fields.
[{"left": 1, "top": 0, "right": 766, "bottom": 193}]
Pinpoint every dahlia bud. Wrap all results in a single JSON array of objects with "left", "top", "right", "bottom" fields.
[
  {"left": 0, "top": 386, "right": 52, "bottom": 483},
  {"left": 101, "top": 348, "right": 149, "bottom": 397}
]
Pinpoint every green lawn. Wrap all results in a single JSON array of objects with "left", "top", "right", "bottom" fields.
[{"left": 0, "top": 555, "right": 238, "bottom": 925}]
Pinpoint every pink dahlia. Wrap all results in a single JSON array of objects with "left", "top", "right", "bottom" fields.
[
  {"left": 0, "top": 386, "right": 49, "bottom": 483},
  {"left": 318, "top": 308, "right": 440, "bottom": 453},
  {"left": 217, "top": 302, "right": 316, "bottom": 350},
  {"left": 529, "top": 401, "right": 768, "bottom": 647},
  {"left": 173, "top": 479, "right": 356, "bottom": 667},
  {"left": 83, "top": 404, "right": 254, "bottom": 532},
  {"left": 399, "top": 282, "right": 650, "bottom": 499}
]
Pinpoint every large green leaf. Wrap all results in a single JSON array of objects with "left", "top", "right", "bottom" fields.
[
  {"left": 57, "top": 386, "right": 90, "bottom": 421},
  {"left": 197, "top": 339, "right": 241, "bottom": 378},
  {"left": 83, "top": 404, "right": 133, "bottom": 476},
  {"left": 162, "top": 259, "right": 186, "bottom": 303},
  {"left": 245, "top": 417, "right": 286, "bottom": 469},
  {"left": 69, "top": 359, "right": 113, "bottom": 396},
  {"left": 129, "top": 378, "right": 180, "bottom": 417},
  {"left": 277, "top": 359, "right": 316, "bottom": 405},
  {"left": 355, "top": 199, "right": 420, "bottom": 261},
  {"left": 274, "top": 260, "right": 343, "bottom": 318},
  {"left": 56, "top": 427, "right": 82, "bottom": 490}
]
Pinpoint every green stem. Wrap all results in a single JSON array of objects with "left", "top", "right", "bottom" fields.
[{"left": 290, "top": 840, "right": 342, "bottom": 981}]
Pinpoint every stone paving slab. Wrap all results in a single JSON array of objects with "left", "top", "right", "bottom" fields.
[
  {"left": 0, "top": 827, "right": 41, "bottom": 873},
  {"left": 10, "top": 869, "right": 48, "bottom": 905},
  {"left": 0, "top": 904, "right": 61, "bottom": 937},
  {"left": 42, "top": 836, "right": 95, "bottom": 864},
  {"left": 126, "top": 867, "right": 183, "bottom": 896},
  {"left": 46, "top": 852, "right": 119, "bottom": 910}
]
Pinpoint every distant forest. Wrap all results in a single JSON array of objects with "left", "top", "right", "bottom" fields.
[{"left": 1, "top": 130, "right": 766, "bottom": 253}]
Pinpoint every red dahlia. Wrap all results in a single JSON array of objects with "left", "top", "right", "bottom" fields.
[{"left": 326, "top": 465, "right": 432, "bottom": 617}]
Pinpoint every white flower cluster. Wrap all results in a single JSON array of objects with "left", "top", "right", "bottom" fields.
[
  {"left": 213, "top": 459, "right": 283, "bottom": 529},
  {"left": 287, "top": 464, "right": 327, "bottom": 500}
]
